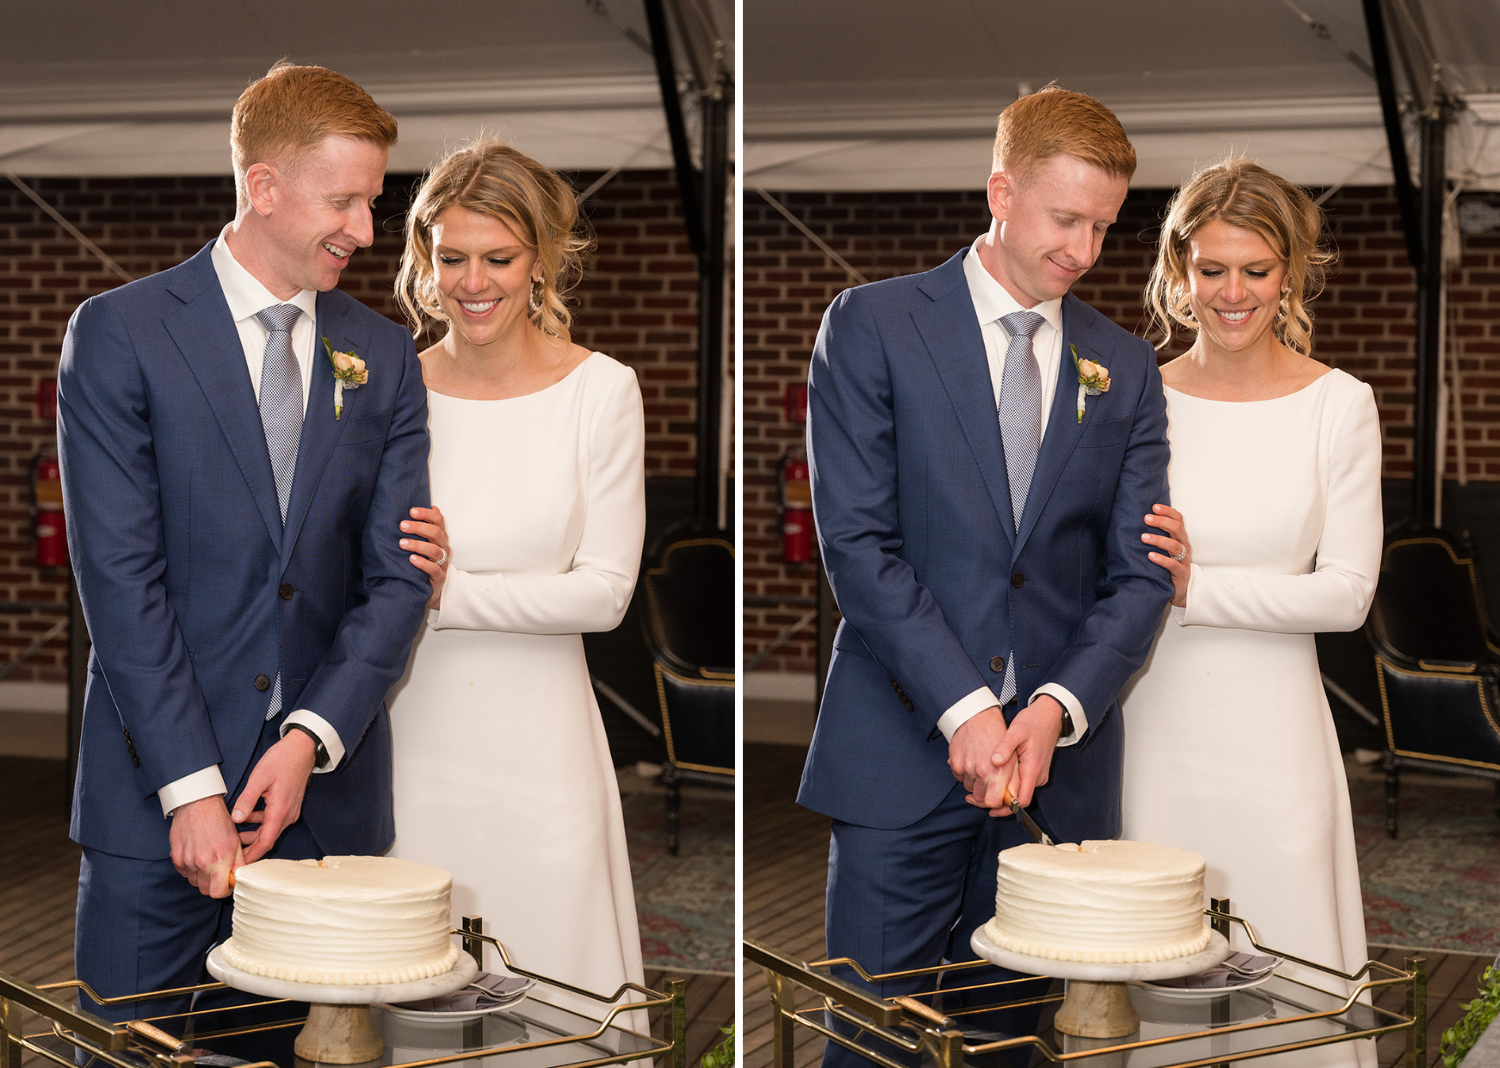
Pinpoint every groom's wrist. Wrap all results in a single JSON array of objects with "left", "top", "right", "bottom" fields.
[{"left": 1031, "top": 684, "right": 1086, "bottom": 745}]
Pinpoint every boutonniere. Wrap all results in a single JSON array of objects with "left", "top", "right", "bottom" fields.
[
  {"left": 1072, "top": 344, "right": 1110, "bottom": 423},
  {"left": 322, "top": 337, "right": 368, "bottom": 420}
]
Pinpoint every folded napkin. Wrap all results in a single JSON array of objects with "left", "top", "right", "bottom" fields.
[
  {"left": 391, "top": 972, "right": 534, "bottom": 1012},
  {"left": 1153, "top": 952, "right": 1280, "bottom": 990}
]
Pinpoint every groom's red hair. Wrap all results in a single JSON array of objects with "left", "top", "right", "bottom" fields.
[
  {"left": 230, "top": 62, "right": 398, "bottom": 208},
  {"left": 992, "top": 85, "right": 1136, "bottom": 185}
]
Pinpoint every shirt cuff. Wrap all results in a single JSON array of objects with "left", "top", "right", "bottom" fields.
[
  {"left": 1031, "top": 684, "right": 1088, "bottom": 746},
  {"left": 159, "top": 765, "right": 227, "bottom": 818},
  {"left": 936, "top": 686, "right": 1002, "bottom": 741},
  {"left": 282, "top": 710, "right": 346, "bottom": 772}
]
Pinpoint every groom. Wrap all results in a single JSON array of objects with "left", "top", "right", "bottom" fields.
[
  {"left": 59, "top": 63, "right": 431, "bottom": 1019},
  {"left": 801, "top": 86, "right": 1173, "bottom": 1060}
]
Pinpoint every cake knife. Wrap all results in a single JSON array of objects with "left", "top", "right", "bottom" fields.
[{"left": 1002, "top": 785, "right": 1055, "bottom": 847}]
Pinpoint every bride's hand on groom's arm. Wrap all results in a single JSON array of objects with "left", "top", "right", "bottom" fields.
[
  {"left": 1143, "top": 503, "right": 1191, "bottom": 608},
  {"left": 401, "top": 506, "right": 450, "bottom": 608}
]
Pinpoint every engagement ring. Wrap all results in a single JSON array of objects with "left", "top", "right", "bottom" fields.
[
  {"left": 1171, "top": 545, "right": 1188, "bottom": 562},
  {"left": 436, "top": 549, "right": 449, "bottom": 568}
]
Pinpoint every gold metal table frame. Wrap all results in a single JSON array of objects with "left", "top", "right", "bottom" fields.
[
  {"left": 2, "top": 917, "right": 687, "bottom": 1068},
  {"left": 745, "top": 901, "right": 1428, "bottom": 1068}
]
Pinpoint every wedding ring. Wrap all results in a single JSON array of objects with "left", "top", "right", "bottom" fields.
[
  {"left": 436, "top": 549, "right": 449, "bottom": 568},
  {"left": 1171, "top": 545, "right": 1188, "bottom": 562}
]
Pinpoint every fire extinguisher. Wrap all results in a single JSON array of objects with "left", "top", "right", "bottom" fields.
[
  {"left": 33, "top": 442, "right": 67, "bottom": 570},
  {"left": 779, "top": 443, "right": 813, "bottom": 564},
  {"left": 33, "top": 380, "right": 66, "bottom": 570}
]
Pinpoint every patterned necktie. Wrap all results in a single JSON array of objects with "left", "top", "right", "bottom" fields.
[
  {"left": 996, "top": 309, "right": 1045, "bottom": 709},
  {"left": 255, "top": 304, "right": 302, "bottom": 719},
  {"left": 256, "top": 304, "right": 303, "bottom": 523},
  {"left": 997, "top": 310, "right": 1045, "bottom": 531}
]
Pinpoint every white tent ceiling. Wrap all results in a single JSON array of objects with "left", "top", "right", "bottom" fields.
[
  {"left": 744, "top": 0, "right": 1500, "bottom": 191},
  {"left": 0, "top": 0, "right": 732, "bottom": 177}
]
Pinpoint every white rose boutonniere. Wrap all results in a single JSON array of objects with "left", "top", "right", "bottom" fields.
[
  {"left": 323, "top": 337, "right": 368, "bottom": 420},
  {"left": 1071, "top": 344, "right": 1110, "bottom": 423}
]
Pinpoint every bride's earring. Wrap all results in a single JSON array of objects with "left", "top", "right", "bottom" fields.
[{"left": 529, "top": 274, "right": 544, "bottom": 316}]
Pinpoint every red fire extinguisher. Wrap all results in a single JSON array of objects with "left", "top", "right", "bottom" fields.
[
  {"left": 779, "top": 443, "right": 813, "bottom": 564},
  {"left": 33, "top": 379, "right": 66, "bottom": 570}
]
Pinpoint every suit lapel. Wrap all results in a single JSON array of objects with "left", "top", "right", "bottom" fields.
[
  {"left": 281, "top": 294, "right": 369, "bottom": 564},
  {"left": 912, "top": 254, "right": 1015, "bottom": 543},
  {"left": 164, "top": 249, "right": 284, "bottom": 549},
  {"left": 1015, "top": 295, "right": 1098, "bottom": 553}
]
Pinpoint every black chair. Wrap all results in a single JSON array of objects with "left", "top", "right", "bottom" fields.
[
  {"left": 1365, "top": 523, "right": 1500, "bottom": 837},
  {"left": 641, "top": 528, "right": 734, "bottom": 854}
]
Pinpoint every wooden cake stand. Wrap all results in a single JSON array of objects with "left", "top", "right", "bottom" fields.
[
  {"left": 207, "top": 945, "right": 479, "bottom": 1063},
  {"left": 970, "top": 927, "right": 1230, "bottom": 1038}
]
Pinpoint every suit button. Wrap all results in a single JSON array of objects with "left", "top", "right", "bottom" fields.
[
  {"left": 1011, "top": 572, "right": 1025, "bottom": 588},
  {"left": 990, "top": 656, "right": 1006, "bottom": 672},
  {"left": 279, "top": 583, "right": 294, "bottom": 600},
  {"left": 254, "top": 674, "right": 271, "bottom": 691}
]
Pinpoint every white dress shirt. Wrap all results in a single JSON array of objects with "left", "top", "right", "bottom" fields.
[
  {"left": 932, "top": 236, "right": 1089, "bottom": 747},
  {"left": 156, "top": 229, "right": 347, "bottom": 818}
]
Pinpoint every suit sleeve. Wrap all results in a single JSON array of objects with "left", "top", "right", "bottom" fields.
[
  {"left": 291, "top": 326, "right": 431, "bottom": 754},
  {"left": 58, "top": 296, "right": 222, "bottom": 794},
  {"left": 1041, "top": 338, "right": 1174, "bottom": 723},
  {"left": 1180, "top": 381, "right": 1382, "bottom": 633},
  {"left": 808, "top": 288, "right": 991, "bottom": 726},
  {"left": 432, "top": 366, "right": 645, "bottom": 635}
]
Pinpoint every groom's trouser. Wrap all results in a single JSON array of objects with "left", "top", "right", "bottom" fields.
[
  {"left": 75, "top": 713, "right": 320, "bottom": 1025},
  {"left": 822, "top": 778, "right": 1050, "bottom": 1068}
]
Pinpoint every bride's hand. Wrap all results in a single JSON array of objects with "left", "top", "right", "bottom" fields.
[
  {"left": 401, "top": 506, "right": 449, "bottom": 609},
  {"left": 1143, "top": 503, "right": 1190, "bottom": 608}
]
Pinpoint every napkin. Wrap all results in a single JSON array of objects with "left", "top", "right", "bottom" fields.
[
  {"left": 1152, "top": 952, "right": 1279, "bottom": 990},
  {"left": 391, "top": 971, "right": 534, "bottom": 1012}
]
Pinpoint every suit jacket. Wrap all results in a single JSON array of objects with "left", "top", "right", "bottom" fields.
[
  {"left": 798, "top": 248, "right": 1172, "bottom": 840},
  {"left": 59, "top": 242, "right": 431, "bottom": 861}
]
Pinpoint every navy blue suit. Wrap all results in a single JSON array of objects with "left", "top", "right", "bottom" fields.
[
  {"left": 58, "top": 242, "right": 430, "bottom": 1015},
  {"left": 799, "top": 249, "right": 1171, "bottom": 1056}
]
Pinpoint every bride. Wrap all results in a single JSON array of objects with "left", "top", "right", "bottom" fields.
[
  {"left": 1121, "top": 158, "right": 1381, "bottom": 1067},
  {"left": 385, "top": 140, "right": 647, "bottom": 1028}
]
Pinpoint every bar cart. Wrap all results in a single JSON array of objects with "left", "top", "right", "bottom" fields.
[
  {"left": 745, "top": 901, "right": 1427, "bottom": 1068},
  {"left": 2, "top": 918, "right": 685, "bottom": 1068}
]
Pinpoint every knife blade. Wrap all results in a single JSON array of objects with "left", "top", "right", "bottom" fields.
[{"left": 1003, "top": 785, "right": 1054, "bottom": 846}]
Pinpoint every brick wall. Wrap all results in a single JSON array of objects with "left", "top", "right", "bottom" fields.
[
  {"left": 0, "top": 169, "right": 698, "bottom": 682},
  {"left": 744, "top": 185, "right": 1500, "bottom": 674}
]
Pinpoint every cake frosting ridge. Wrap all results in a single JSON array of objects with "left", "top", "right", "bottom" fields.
[
  {"left": 221, "top": 855, "right": 459, "bottom": 985},
  {"left": 984, "top": 839, "right": 1210, "bottom": 964}
]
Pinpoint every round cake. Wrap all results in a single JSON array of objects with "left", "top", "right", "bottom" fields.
[
  {"left": 221, "top": 856, "right": 460, "bottom": 985},
  {"left": 983, "top": 840, "right": 1211, "bottom": 964}
]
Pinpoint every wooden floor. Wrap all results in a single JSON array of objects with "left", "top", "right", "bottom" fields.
[
  {"left": 743, "top": 743, "right": 1494, "bottom": 1068},
  {"left": 0, "top": 756, "right": 731, "bottom": 1067}
]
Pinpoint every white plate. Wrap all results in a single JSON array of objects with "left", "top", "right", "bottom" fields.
[
  {"left": 1133, "top": 966, "right": 1278, "bottom": 1000},
  {"left": 375, "top": 978, "right": 536, "bottom": 1022}
]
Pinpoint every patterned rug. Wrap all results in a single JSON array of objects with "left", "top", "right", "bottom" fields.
[
  {"left": 622, "top": 787, "right": 734, "bottom": 975},
  {"left": 1349, "top": 770, "right": 1500, "bottom": 954}
]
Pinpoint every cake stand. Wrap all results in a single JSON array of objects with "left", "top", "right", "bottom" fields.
[
  {"left": 970, "top": 926, "right": 1230, "bottom": 1039},
  {"left": 207, "top": 945, "right": 479, "bottom": 1064}
]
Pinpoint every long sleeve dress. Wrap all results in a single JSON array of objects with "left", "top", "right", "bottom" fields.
[
  {"left": 387, "top": 352, "right": 647, "bottom": 1031},
  {"left": 1120, "top": 369, "right": 1382, "bottom": 1068}
]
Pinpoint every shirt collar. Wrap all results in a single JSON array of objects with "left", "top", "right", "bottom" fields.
[
  {"left": 211, "top": 226, "right": 319, "bottom": 328},
  {"left": 963, "top": 235, "right": 1064, "bottom": 339}
]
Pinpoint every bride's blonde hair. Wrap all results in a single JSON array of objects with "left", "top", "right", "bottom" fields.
[
  {"left": 396, "top": 140, "right": 592, "bottom": 342},
  {"left": 1145, "top": 158, "right": 1336, "bottom": 357}
]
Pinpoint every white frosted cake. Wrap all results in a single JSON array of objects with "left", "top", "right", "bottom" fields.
[
  {"left": 221, "top": 856, "right": 460, "bottom": 985},
  {"left": 983, "top": 840, "right": 1211, "bottom": 964}
]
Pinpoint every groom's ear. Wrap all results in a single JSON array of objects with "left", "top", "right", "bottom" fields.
[
  {"left": 987, "top": 170, "right": 1014, "bottom": 223},
  {"left": 244, "top": 161, "right": 279, "bottom": 217}
]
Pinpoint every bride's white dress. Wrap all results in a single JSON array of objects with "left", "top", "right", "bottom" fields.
[
  {"left": 1121, "top": 369, "right": 1382, "bottom": 1068},
  {"left": 387, "top": 352, "right": 647, "bottom": 1028}
]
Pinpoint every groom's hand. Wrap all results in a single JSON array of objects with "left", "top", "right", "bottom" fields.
[
  {"left": 950, "top": 707, "right": 1016, "bottom": 812},
  {"left": 988, "top": 696, "right": 1065, "bottom": 813},
  {"left": 170, "top": 796, "right": 245, "bottom": 898},
  {"left": 232, "top": 731, "right": 316, "bottom": 864}
]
